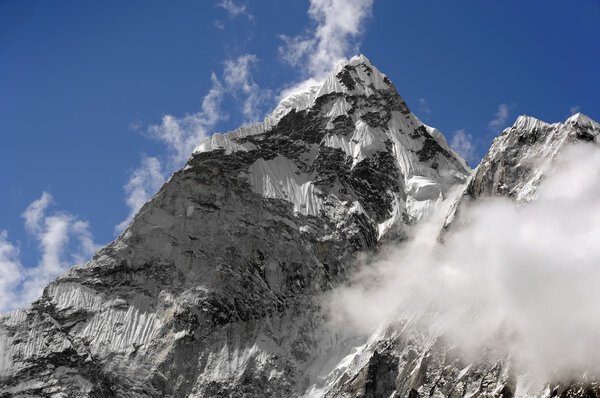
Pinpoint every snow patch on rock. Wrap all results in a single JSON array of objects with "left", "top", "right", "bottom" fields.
[{"left": 246, "top": 155, "right": 324, "bottom": 216}]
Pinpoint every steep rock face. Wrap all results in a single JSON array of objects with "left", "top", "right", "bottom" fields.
[
  {"left": 444, "top": 112, "right": 600, "bottom": 230},
  {"left": 465, "top": 112, "right": 599, "bottom": 201},
  {"left": 312, "top": 113, "right": 600, "bottom": 398},
  {"left": 311, "top": 325, "right": 517, "bottom": 398},
  {"left": 198, "top": 54, "right": 469, "bottom": 239},
  {"left": 0, "top": 55, "right": 470, "bottom": 397}
]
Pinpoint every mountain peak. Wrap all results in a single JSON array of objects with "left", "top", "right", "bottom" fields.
[
  {"left": 566, "top": 112, "right": 600, "bottom": 130},
  {"left": 511, "top": 115, "right": 553, "bottom": 132},
  {"left": 194, "top": 54, "right": 396, "bottom": 156},
  {"left": 509, "top": 113, "right": 600, "bottom": 135},
  {"left": 9, "top": 46, "right": 600, "bottom": 397},
  {"left": 349, "top": 53, "right": 373, "bottom": 65},
  {"left": 337, "top": 54, "right": 375, "bottom": 70},
  {"left": 0, "top": 48, "right": 477, "bottom": 397},
  {"left": 467, "top": 112, "right": 600, "bottom": 204},
  {"left": 325, "top": 53, "right": 392, "bottom": 95},
  {"left": 194, "top": 53, "right": 469, "bottom": 235}
]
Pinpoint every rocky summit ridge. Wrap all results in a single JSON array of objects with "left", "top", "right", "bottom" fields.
[
  {"left": 443, "top": 110, "right": 600, "bottom": 233},
  {"left": 0, "top": 55, "right": 599, "bottom": 397}
]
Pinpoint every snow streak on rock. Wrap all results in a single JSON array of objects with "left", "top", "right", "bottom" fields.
[{"left": 1, "top": 54, "right": 598, "bottom": 398}]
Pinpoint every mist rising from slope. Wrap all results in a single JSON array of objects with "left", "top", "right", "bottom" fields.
[{"left": 327, "top": 144, "right": 600, "bottom": 377}]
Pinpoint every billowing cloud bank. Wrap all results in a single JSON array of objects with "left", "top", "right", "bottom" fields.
[{"left": 328, "top": 143, "right": 600, "bottom": 378}]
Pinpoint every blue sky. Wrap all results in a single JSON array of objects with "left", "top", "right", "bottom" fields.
[{"left": 1, "top": 0, "right": 599, "bottom": 311}]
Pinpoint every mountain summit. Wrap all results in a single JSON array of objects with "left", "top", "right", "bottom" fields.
[{"left": 1, "top": 56, "right": 599, "bottom": 397}]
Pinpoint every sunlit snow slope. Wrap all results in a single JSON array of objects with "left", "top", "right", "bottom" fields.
[{"left": 0, "top": 55, "right": 470, "bottom": 397}]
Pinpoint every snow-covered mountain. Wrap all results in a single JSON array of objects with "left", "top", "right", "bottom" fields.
[
  {"left": 443, "top": 112, "right": 600, "bottom": 232},
  {"left": 0, "top": 55, "right": 598, "bottom": 397},
  {"left": 310, "top": 112, "right": 600, "bottom": 398}
]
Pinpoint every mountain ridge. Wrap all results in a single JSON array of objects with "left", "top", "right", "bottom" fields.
[{"left": 1, "top": 55, "right": 599, "bottom": 397}]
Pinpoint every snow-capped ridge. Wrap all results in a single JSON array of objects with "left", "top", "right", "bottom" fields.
[
  {"left": 510, "top": 115, "right": 554, "bottom": 133},
  {"left": 193, "top": 54, "right": 393, "bottom": 155},
  {"left": 192, "top": 54, "right": 470, "bottom": 242},
  {"left": 423, "top": 124, "right": 470, "bottom": 169},
  {"left": 566, "top": 112, "right": 600, "bottom": 130},
  {"left": 12, "top": 52, "right": 600, "bottom": 397},
  {"left": 508, "top": 113, "right": 600, "bottom": 137},
  {"left": 315, "top": 54, "right": 391, "bottom": 99},
  {"left": 451, "top": 112, "right": 600, "bottom": 212},
  {"left": 193, "top": 85, "right": 321, "bottom": 155}
]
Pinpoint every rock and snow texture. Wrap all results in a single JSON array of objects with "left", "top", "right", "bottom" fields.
[
  {"left": 443, "top": 112, "right": 600, "bottom": 231},
  {"left": 310, "top": 112, "right": 600, "bottom": 398},
  {"left": 466, "top": 112, "right": 599, "bottom": 202},
  {"left": 1, "top": 54, "right": 598, "bottom": 398},
  {"left": 196, "top": 54, "right": 470, "bottom": 234},
  {"left": 0, "top": 55, "right": 470, "bottom": 397}
]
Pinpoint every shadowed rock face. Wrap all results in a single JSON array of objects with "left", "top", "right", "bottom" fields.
[
  {"left": 318, "top": 113, "right": 600, "bottom": 398},
  {"left": 0, "top": 55, "right": 469, "bottom": 397},
  {"left": 466, "top": 114, "right": 599, "bottom": 202},
  {"left": 443, "top": 113, "right": 600, "bottom": 233},
  {"left": 3, "top": 54, "right": 597, "bottom": 397}
]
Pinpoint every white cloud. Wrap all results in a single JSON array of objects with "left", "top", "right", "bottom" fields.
[
  {"left": 23, "top": 213, "right": 72, "bottom": 302},
  {"left": 71, "top": 220, "right": 98, "bottom": 264},
  {"left": 450, "top": 129, "right": 476, "bottom": 165},
  {"left": 117, "top": 54, "right": 271, "bottom": 234},
  {"left": 115, "top": 156, "right": 165, "bottom": 234},
  {"left": 0, "top": 192, "right": 100, "bottom": 312},
  {"left": 0, "top": 231, "right": 24, "bottom": 312},
  {"left": 223, "top": 54, "right": 271, "bottom": 123},
  {"left": 278, "top": 77, "right": 323, "bottom": 103},
  {"left": 279, "top": 0, "right": 374, "bottom": 95},
  {"left": 21, "top": 193, "right": 100, "bottom": 305},
  {"left": 148, "top": 73, "right": 225, "bottom": 166},
  {"left": 570, "top": 105, "right": 581, "bottom": 115},
  {"left": 489, "top": 103, "right": 510, "bottom": 132},
  {"left": 279, "top": 34, "right": 315, "bottom": 67},
  {"left": 145, "top": 54, "right": 269, "bottom": 167},
  {"left": 328, "top": 143, "right": 600, "bottom": 378},
  {"left": 128, "top": 121, "right": 141, "bottom": 132},
  {"left": 22, "top": 191, "right": 52, "bottom": 234},
  {"left": 224, "top": 54, "right": 257, "bottom": 95},
  {"left": 217, "top": 0, "right": 253, "bottom": 20},
  {"left": 115, "top": 0, "right": 371, "bottom": 236}
]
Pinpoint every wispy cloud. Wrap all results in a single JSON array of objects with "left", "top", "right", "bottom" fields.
[
  {"left": 22, "top": 191, "right": 52, "bottom": 234},
  {"left": 147, "top": 73, "right": 225, "bottom": 166},
  {"left": 70, "top": 220, "right": 98, "bottom": 264},
  {"left": 489, "top": 103, "right": 511, "bottom": 132},
  {"left": 118, "top": 0, "right": 375, "bottom": 232},
  {"left": 21, "top": 193, "right": 101, "bottom": 304},
  {"left": 117, "top": 54, "right": 270, "bottom": 233},
  {"left": 144, "top": 54, "right": 268, "bottom": 168},
  {"left": 279, "top": 0, "right": 374, "bottom": 96},
  {"left": 570, "top": 105, "right": 581, "bottom": 115},
  {"left": 223, "top": 54, "right": 272, "bottom": 123},
  {"left": 328, "top": 144, "right": 600, "bottom": 377},
  {"left": 0, "top": 231, "right": 24, "bottom": 312},
  {"left": 0, "top": 192, "right": 100, "bottom": 312},
  {"left": 115, "top": 156, "right": 165, "bottom": 234},
  {"left": 450, "top": 129, "right": 476, "bottom": 165},
  {"left": 128, "top": 121, "right": 141, "bottom": 132},
  {"left": 217, "top": 0, "right": 253, "bottom": 20}
]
